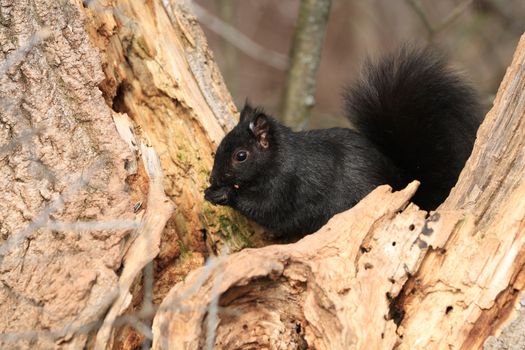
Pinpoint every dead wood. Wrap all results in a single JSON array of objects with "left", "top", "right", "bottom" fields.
[
  {"left": 151, "top": 33, "right": 525, "bottom": 350},
  {"left": 0, "top": 0, "right": 263, "bottom": 349}
]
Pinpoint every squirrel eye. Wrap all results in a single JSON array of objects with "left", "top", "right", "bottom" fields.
[{"left": 234, "top": 150, "right": 248, "bottom": 162}]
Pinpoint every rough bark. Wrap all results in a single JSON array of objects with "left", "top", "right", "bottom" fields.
[
  {"left": 0, "top": 1, "right": 135, "bottom": 349},
  {"left": 151, "top": 33, "right": 525, "bottom": 349},
  {"left": 0, "top": 0, "right": 264, "bottom": 349}
]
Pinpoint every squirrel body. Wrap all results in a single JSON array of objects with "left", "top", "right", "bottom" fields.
[{"left": 204, "top": 48, "right": 482, "bottom": 237}]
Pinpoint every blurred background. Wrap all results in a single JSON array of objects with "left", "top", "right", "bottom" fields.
[{"left": 194, "top": 0, "right": 524, "bottom": 128}]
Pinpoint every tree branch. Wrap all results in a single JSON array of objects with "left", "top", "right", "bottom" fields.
[
  {"left": 280, "top": 0, "right": 332, "bottom": 130},
  {"left": 190, "top": 2, "right": 289, "bottom": 71}
]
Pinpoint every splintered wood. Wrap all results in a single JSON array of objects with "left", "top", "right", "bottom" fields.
[{"left": 152, "top": 33, "right": 525, "bottom": 349}]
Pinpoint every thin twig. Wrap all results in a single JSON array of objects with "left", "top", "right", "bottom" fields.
[
  {"left": 191, "top": 2, "right": 289, "bottom": 70},
  {"left": 434, "top": 0, "right": 475, "bottom": 34},
  {"left": 404, "top": 0, "right": 474, "bottom": 40},
  {"left": 0, "top": 159, "right": 105, "bottom": 262},
  {"left": 404, "top": 0, "right": 434, "bottom": 35},
  {"left": 141, "top": 262, "right": 154, "bottom": 350},
  {"left": 94, "top": 143, "right": 175, "bottom": 350},
  {"left": 0, "top": 127, "right": 43, "bottom": 158},
  {"left": 205, "top": 247, "right": 229, "bottom": 350},
  {"left": 0, "top": 287, "right": 241, "bottom": 346},
  {"left": 46, "top": 219, "right": 139, "bottom": 232},
  {"left": 0, "top": 29, "right": 52, "bottom": 78}
]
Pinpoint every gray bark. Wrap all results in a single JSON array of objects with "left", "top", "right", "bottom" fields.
[
  {"left": 0, "top": 1, "right": 134, "bottom": 348},
  {"left": 281, "top": 0, "right": 332, "bottom": 130}
]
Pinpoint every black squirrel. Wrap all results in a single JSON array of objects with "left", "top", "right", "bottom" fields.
[{"left": 204, "top": 48, "right": 482, "bottom": 237}]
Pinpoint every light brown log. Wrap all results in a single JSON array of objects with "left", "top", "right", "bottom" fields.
[
  {"left": 84, "top": 0, "right": 271, "bottom": 347},
  {"left": 94, "top": 120, "right": 175, "bottom": 350},
  {"left": 151, "top": 33, "right": 525, "bottom": 349},
  {"left": 85, "top": 0, "right": 266, "bottom": 259},
  {"left": 399, "top": 31, "right": 525, "bottom": 349}
]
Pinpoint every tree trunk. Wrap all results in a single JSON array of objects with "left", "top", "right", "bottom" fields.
[
  {"left": 151, "top": 33, "right": 525, "bottom": 349},
  {"left": 0, "top": 0, "right": 266, "bottom": 349},
  {"left": 281, "top": 0, "right": 332, "bottom": 130},
  {"left": 1, "top": 0, "right": 524, "bottom": 349}
]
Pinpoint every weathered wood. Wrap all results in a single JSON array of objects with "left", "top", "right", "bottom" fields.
[
  {"left": 1, "top": 0, "right": 523, "bottom": 348},
  {"left": 0, "top": 0, "right": 265, "bottom": 349},
  {"left": 95, "top": 122, "right": 175, "bottom": 350},
  {"left": 151, "top": 33, "right": 525, "bottom": 349},
  {"left": 85, "top": 0, "right": 265, "bottom": 259},
  {"left": 83, "top": 0, "right": 269, "bottom": 347},
  {"left": 398, "top": 31, "right": 525, "bottom": 350}
]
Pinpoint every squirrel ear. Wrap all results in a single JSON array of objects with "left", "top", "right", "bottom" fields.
[
  {"left": 249, "top": 114, "right": 270, "bottom": 149},
  {"left": 240, "top": 101, "right": 253, "bottom": 123}
]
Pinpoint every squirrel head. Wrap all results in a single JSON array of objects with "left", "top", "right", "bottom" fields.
[{"left": 204, "top": 102, "right": 277, "bottom": 206}]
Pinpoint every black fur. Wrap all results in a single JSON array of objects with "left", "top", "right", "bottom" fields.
[
  {"left": 204, "top": 48, "right": 482, "bottom": 237},
  {"left": 345, "top": 48, "right": 482, "bottom": 209}
]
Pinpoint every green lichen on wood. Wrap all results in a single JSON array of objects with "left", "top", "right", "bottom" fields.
[{"left": 201, "top": 201, "right": 256, "bottom": 252}]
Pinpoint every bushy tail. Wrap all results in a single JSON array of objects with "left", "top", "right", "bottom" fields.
[{"left": 345, "top": 47, "right": 482, "bottom": 210}]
